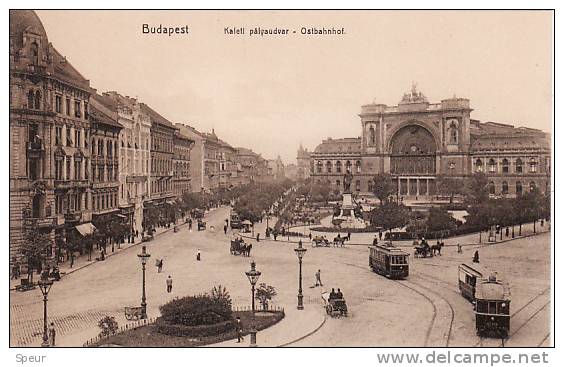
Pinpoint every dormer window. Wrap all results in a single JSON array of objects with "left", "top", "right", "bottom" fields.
[{"left": 30, "top": 42, "right": 39, "bottom": 65}]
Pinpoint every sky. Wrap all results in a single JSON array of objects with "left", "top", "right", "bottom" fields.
[{"left": 36, "top": 10, "right": 553, "bottom": 164}]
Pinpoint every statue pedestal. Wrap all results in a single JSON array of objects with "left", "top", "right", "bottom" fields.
[{"left": 333, "top": 192, "right": 366, "bottom": 229}]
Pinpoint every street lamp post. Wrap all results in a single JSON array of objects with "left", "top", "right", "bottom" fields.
[
  {"left": 294, "top": 240, "right": 307, "bottom": 310},
  {"left": 245, "top": 260, "right": 261, "bottom": 347},
  {"left": 38, "top": 276, "right": 53, "bottom": 347},
  {"left": 137, "top": 245, "right": 151, "bottom": 319}
]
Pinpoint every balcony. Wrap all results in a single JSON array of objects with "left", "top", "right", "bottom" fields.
[
  {"left": 54, "top": 179, "right": 90, "bottom": 189},
  {"left": 23, "top": 217, "right": 54, "bottom": 228},
  {"left": 27, "top": 141, "right": 44, "bottom": 151},
  {"left": 64, "top": 211, "right": 91, "bottom": 223}
]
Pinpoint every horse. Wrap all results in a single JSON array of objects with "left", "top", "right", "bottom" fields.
[{"left": 431, "top": 242, "right": 444, "bottom": 256}]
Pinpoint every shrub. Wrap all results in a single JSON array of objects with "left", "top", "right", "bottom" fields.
[
  {"left": 255, "top": 283, "right": 277, "bottom": 311},
  {"left": 98, "top": 316, "right": 119, "bottom": 337},
  {"left": 154, "top": 317, "right": 234, "bottom": 337},
  {"left": 159, "top": 285, "right": 233, "bottom": 326}
]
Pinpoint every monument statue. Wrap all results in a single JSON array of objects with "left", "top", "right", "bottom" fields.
[{"left": 343, "top": 170, "right": 353, "bottom": 193}]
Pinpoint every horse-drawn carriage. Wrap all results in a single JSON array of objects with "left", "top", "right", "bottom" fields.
[
  {"left": 197, "top": 219, "right": 207, "bottom": 231},
  {"left": 124, "top": 306, "right": 144, "bottom": 321},
  {"left": 333, "top": 236, "right": 346, "bottom": 247},
  {"left": 312, "top": 236, "right": 330, "bottom": 247},
  {"left": 321, "top": 291, "right": 348, "bottom": 317},
  {"left": 230, "top": 238, "right": 251, "bottom": 256}
]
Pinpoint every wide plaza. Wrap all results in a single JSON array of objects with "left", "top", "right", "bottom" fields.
[{"left": 9, "top": 206, "right": 550, "bottom": 347}]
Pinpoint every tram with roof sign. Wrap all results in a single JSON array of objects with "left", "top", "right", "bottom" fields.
[
  {"left": 458, "top": 263, "right": 489, "bottom": 302},
  {"left": 474, "top": 274, "right": 511, "bottom": 338},
  {"left": 369, "top": 243, "right": 409, "bottom": 279}
]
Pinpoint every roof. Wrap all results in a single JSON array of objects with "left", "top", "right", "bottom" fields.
[
  {"left": 50, "top": 46, "right": 90, "bottom": 89},
  {"left": 475, "top": 279, "right": 511, "bottom": 301},
  {"left": 140, "top": 103, "right": 175, "bottom": 129},
  {"left": 89, "top": 95, "right": 122, "bottom": 129},
  {"left": 470, "top": 121, "right": 550, "bottom": 151},
  {"left": 369, "top": 243, "right": 410, "bottom": 256},
  {"left": 9, "top": 10, "right": 48, "bottom": 53},
  {"left": 313, "top": 137, "right": 361, "bottom": 154},
  {"left": 459, "top": 263, "right": 489, "bottom": 278}
]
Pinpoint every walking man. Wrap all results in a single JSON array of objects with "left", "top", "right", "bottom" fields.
[
  {"left": 315, "top": 269, "right": 323, "bottom": 287},
  {"left": 256, "top": 233, "right": 260, "bottom": 242},
  {"left": 48, "top": 322, "right": 56, "bottom": 346},
  {"left": 196, "top": 248, "right": 201, "bottom": 261},
  {"left": 166, "top": 275, "right": 173, "bottom": 293},
  {"left": 457, "top": 243, "right": 463, "bottom": 254},
  {"left": 157, "top": 259, "right": 163, "bottom": 273},
  {"left": 378, "top": 231, "right": 382, "bottom": 241},
  {"left": 224, "top": 225, "right": 228, "bottom": 235}
]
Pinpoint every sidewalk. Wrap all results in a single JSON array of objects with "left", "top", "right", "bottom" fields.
[
  {"left": 10, "top": 207, "right": 225, "bottom": 291},
  {"left": 210, "top": 304, "right": 326, "bottom": 347}
]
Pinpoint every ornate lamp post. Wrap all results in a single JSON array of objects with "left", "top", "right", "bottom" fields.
[
  {"left": 137, "top": 245, "right": 151, "bottom": 319},
  {"left": 245, "top": 260, "right": 261, "bottom": 347},
  {"left": 38, "top": 276, "right": 53, "bottom": 347},
  {"left": 294, "top": 240, "right": 307, "bottom": 310}
]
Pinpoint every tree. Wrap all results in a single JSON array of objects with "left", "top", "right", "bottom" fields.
[
  {"left": 436, "top": 175, "right": 465, "bottom": 204},
  {"left": 255, "top": 283, "right": 277, "bottom": 311},
  {"left": 21, "top": 227, "right": 52, "bottom": 282},
  {"left": 426, "top": 207, "right": 457, "bottom": 232},
  {"left": 372, "top": 173, "right": 396, "bottom": 205},
  {"left": 369, "top": 201, "right": 410, "bottom": 242},
  {"left": 465, "top": 173, "right": 489, "bottom": 204}
]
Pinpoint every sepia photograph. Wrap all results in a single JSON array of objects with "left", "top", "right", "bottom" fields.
[{"left": 6, "top": 6, "right": 554, "bottom": 357}]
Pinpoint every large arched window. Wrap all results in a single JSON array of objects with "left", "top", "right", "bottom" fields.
[
  {"left": 367, "top": 180, "right": 373, "bottom": 192},
  {"left": 502, "top": 181, "right": 508, "bottom": 194},
  {"left": 488, "top": 159, "right": 496, "bottom": 173},
  {"left": 326, "top": 161, "right": 332, "bottom": 173},
  {"left": 34, "top": 91, "right": 41, "bottom": 110},
  {"left": 28, "top": 90, "right": 34, "bottom": 109},
  {"left": 345, "top": 161, "right": 352, "bottom": 172},
  {"left": 516, "top": 158, "right": 523, "bottom": 173},
  {"left": 502, "top": 159, "right": 509, "bottom": 174},
  {"left": 530, "top": 181, "right": 537, "bottom": 193},
  {"left": 530, "top": 158, "right": 537, "bottom": 173},
  {"left": 516, "top": 181, "right": 523, "bottom": 195},
  {"left": 30, "top": 42, "right": 39, "bottom": 65},
  {"left": 448, "top": 121, "right": 458, "bottom": 144},
  {"left": 336, "top": 180, "right": 340, "bottom": 188},
  {"left": 475, "top": 159, "right": 483, "bottom": 173},
  {"left": 336, "top": 161, "right": 342, "bottom": 173},
  {"left": 488, "top": 181, "right": 495, "bottom": 195},
  {"left": 369, "top": 126, "right": 376, "bottom": 145},
  {"left": 316, "top": 161, "right": 322, "bottom": 173},
  {"left": 356, "top": 160, "right": 361, "bottom": 173},
  {"left": 356, "top": 180, "right": 361, "bottom": 191}
]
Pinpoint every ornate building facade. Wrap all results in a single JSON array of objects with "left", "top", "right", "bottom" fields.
[
  {"left": 9, "top": 10, "right": 94, "bottom": 257},
  {"left": 95, "top": 92, "right": 151, "bottom": 236},
  {"left": 296, "top": 144, "right": 312, "bottom": 181},
  {"left": 311, "top": 85, "right": 551, "bottom": 199},
  {"left": 173, "top": 130, "right": 194, "bottom": 197}
]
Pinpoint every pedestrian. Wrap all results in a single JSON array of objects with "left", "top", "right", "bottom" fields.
[
  {"left": 378, "top": 231, "right": 382, "bottom": 240},
  {"left": 224, "top": 225, "right": 228, "bottom": 235},
  {"left": 541, "top": 219, "right": 545, "bottom": 227},
  {"left": 308, "top": 233, "right": 312, "bottom": 240},
  {"left": 347, "top": 232, "right": 351, "bottom": 241},
  {"left": 236, "top": 316, "right": 244, "bottom": 343},
  {"left": 315, "top": 269, "right": 323, "bottom": 287},
  {"left": 196, "top": 248, "right": 201, "bottom": 261},
  {"left": 473, "top": 250, "right": 480, "bottom": 263},
  {"left": 457, "top": 243, "right": 463, "bottom": 254},
  {"left": 274, "top": 232, "right": 278, "bottom": 241},
  {"left": 48, "top": 322, "right": 56, "bottom": 346},
  {"left": 256, "top": 233, "right": 260, "bottom": 242},
  {"left": 158, "top": 259, "right": 163, "bottom": 273},
  {"left": 166, "top": 275, "right": 173, "bottom": 293},
  {"left": 373, "top": 236, "right": 378, "bottom": 246}
]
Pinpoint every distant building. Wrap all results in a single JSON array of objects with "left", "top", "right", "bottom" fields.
[
  {"left": 311, "top": 85, "right": 551, "bottom": 198},
  {"left": 233, "top": 147, "right": 269, "bottom": 185},
  {"left": 284, "top": 163, "right": 298, "bottom": 181},
  {"left": 172, "top": 130, "right": 194, "bottom": 198},
  {"left": 296, "top": 144, "right": 312, "bottom": 181},
  {"left": 267, "top": 156, "right": 286, "bottom": 181}
]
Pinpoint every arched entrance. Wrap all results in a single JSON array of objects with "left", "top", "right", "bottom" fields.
[{"left": 389, "top": 124, "right": 438, "bottom": 197}]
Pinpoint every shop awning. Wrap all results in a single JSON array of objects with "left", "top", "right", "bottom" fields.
[{"left": 76, "top": 222, "right": 96, "bottom": 236}]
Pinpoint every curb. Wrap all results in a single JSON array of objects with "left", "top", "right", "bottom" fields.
[{"left": 277, "top": 311, "right": 327, "bottom": 347}]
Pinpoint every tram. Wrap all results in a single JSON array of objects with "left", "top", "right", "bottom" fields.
[
  {"left": 369, "top": 243, "right": 410, "bottom": 279},
  {"left": 474, "top": 274, "right": 511, "bottom": 338},
  {"left": 458, "top": 263, "right": 489, "bottom": 302}
]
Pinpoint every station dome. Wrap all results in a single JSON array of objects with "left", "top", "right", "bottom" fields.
[{"left": 9, "top": 10, "right": 49, "bottom": 53}]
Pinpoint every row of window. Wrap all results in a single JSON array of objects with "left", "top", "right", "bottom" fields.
[
  {"left": 152, "top": 157, "right": 173, "bottom": 174},
  {"left": 92, "top": 192, "right": 118, "bottom": 212},
  {"left": 475, "top": 158, "right": 540, "bottom": 174},
  {"left": 151, "top": 179, "right": 172, "bottom": 194},
  {"left": 315, "top": 160, "right": 362, "bottom": 174},
  {"left": 54, "top": 156, "right": 87, "bottom": 181},
  {"left": 55, "top": 125, "right": 89, "bottom": 148},
  {"left": 488, "top": 181, "right": 538, "bottom": 195},
  {"left": 54, "top": 192, "right": 86, "bottom": 215},
  {"left": 92, "top": 138, "right": 118, "bottom": 157},
  {"left": 54, "top": 93, "right": 88, "bottom": 119},
  {"left": 91, "top": 163, "right": 118, "bottom": 182}
]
